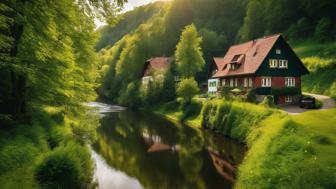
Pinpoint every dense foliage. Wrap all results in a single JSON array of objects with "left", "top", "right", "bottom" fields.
[
  {"left": 177, "top": 78, "right": 199, "bottom": 104},
  {"left": 0, "top": 0, "right": 124, "bottom": 188},
  {"left": 175, "top": 24, "right": 205, "bottom": 78}
]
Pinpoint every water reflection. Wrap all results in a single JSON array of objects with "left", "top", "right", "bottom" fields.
[
  {"left": 92, "top": 150, "right": 144, "bottom": 189},
  {"left": 92, "top": 107, "right": 246, "bottom": 189}
]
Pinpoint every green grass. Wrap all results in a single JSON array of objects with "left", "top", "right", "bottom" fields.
[
  {"left": 236, "top": 109, "right": 336, "bottom": 189},
  {"left": 151, "top": 99, "right": 336, "bottom": 188},
  {"left": 291, "top": 40, "right": 336, "bottom": 98}
]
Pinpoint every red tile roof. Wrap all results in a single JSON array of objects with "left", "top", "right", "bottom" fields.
[
  {"left": 148, "top": 57, "right": 173, "bottom": 70},
  {"left": 212, "top": 34, "right": 281, "bottom": 78},
  {"left": 142, "top": 57, "right": 173, "bottom": 77}
]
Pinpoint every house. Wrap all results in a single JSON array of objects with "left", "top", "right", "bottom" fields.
[
  {"left": 208, "top": 34, "right": 309, "bottom": 104},
  {"left": 141, "top": 57, "right": 175, "bottom": 85}
]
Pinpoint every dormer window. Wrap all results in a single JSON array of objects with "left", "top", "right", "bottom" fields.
[
  {"left": 276, "top": 49, "right": 281, "bottom": 54},
  {"left": 231, "top": 54, "right": 241, "bottom": 62}
]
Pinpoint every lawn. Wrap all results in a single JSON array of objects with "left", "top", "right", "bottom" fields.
[
  {"left": 292, "top": 109, "right": 336, "bottom": 165},
  {"left": 236, "top": 108, "right": 336, "bottom": 189}
]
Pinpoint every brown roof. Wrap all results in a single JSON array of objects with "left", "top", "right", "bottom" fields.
[
  {"left": 148, "top": 57, "right": 173, "bottom": 70},
  {"left": 142, "top": 57, "right": 173, "bottom": 77},
  {"left": 212, "top": 34, "right": 281, "bottom": 78}
]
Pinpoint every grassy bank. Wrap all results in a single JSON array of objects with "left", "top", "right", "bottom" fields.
[
  {"left": 291, "top": 40, "right": 336, "bottom": 98},
  {"left": 151, "top": 99, "right": 336, "bottom": 188},
  {"left": 0, "top": 105, "right": 98, "bottom": 189}
]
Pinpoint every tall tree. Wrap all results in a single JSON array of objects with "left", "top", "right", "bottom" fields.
[{"left": 175, "top": 24, "right": 205, "bottom": 78}]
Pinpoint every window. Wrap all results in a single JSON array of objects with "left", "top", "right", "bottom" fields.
[
  {"left": 285, "top": 96, "right": 293, "bottom": 103},
  {"left": 269, "top": 59, "right": 278, "bottom": 68},
  {"left": 285, "top": 77, "right": 295, "bottom": 87},
  {"left": 209, "top": 81, "right": 217, "bottom": 87},
  {"left": 249, "top": 77, "right": 253, "bottom": 87},
  {"left": 230, "top": 78, "right": 234, "bottom": 87},
  {"left": 244, "top": 78, "right": 248, "bottom": 87},
  {"left": 261, "top": 77, "right": 272, "bottom": 87},
  {"left": 222, "top": 79, "right": 226, "bottom": 86},
  {"left": 279, "top": 60, "right": 288, "bottom": 68},
  {"left": 235, "top": 78, "right": 238, "bottom": 87},
  {"left": 276, "top": 49, "right": 281, "bottom": 54}
]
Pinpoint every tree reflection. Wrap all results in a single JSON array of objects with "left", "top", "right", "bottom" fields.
[{"left": 92, "top": 110, "right": 245, "bottom": 189}]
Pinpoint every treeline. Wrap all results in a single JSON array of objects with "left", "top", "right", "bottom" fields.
[
  {"left": 240, "top": 0, "right": 336, "bottom": 42},
  {"left": 96, "top": 2, "right": 168, "bottom": 51}
]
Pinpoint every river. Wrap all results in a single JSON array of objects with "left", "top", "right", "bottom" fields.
[{"left": 89, "top": 102, "right": 246, "bottom": 189}]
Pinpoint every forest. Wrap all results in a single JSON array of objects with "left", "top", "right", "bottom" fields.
[
  {"left": 0, "top": 0, "right": 126, "bottom": 188},
  {"left": 97, "top": 0, "right": 336, "bottom": 106}
]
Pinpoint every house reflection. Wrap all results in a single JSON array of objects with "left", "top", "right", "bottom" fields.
[
  {"left": 207, "top": 147, "right": 237, "bottom": 183},
  {"left": 142, "top": 130, "right": 180, "bottom": 153}
]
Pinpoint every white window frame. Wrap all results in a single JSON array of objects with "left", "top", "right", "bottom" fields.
[
  {"left": 285, "top": 77, "right": 295, "bottom": 87},
  {"left": 235, "top": 78, "right": 238, "bottom": 87},
  {"left": 285, "top": 96, "right": 293, "bottom": 103},
  {"left": 230, "top": 78, "right": 234, "bottom": 87},
  {"left": 269, "top": 59, "right": 278, "bottom": 68},
  {"left": 261, "top": 77, "right": 272, "bottom": 87},
  {"left": 276, "top": 49, "right": 281, "bottom": 54},
  {"left": 244, "top": 78, "right": 248, "bottom": 87},
  {"left": 279, "top": 60, "right": 288, "bottom": 68},
  {"left": 248, "top": 77, "right": 253, "bottom": 87}
]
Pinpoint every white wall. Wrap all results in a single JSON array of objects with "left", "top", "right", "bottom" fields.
[{"left": 208, "top": 79, "right": 219, "bottom": 93}]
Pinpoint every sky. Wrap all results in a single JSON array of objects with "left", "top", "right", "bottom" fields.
[
  {"left": 123, "top": 0, "right": 160, "bottom": 12},
  {"left": 95, "top": 0, "right": 166, "bottom": 28}
]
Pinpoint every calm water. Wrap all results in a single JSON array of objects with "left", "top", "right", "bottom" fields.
[{"left": 90, "top": 102, "right": 246, "bottom": 189}]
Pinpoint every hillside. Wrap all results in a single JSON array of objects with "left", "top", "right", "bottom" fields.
[
  {"left": 96, "top": 2, "right": 168, "bottom": 51},
  {"left": 97, "top": 0, "right": 336, "bottom": 103},
  {"left": 291, "top": 40, "right": 336, "bottom": 99}
]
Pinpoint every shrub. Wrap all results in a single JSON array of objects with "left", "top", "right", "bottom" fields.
[
  {"left": 35, "top": 144, "right": 94, "bottom": 189},
  {"left": 201, "top": 102, "right": 213, "bottom": 128},
  {"left": 221, "top": 86, "right": 232, "bottom": 99},
  {"left": 260, "top": 95, "right": 275, "bottom": 107},
  {"left": 180, "top": 101, "right": 202, "bottom": 121},
  {"left": 176, "top": 78, "right": 199, "bottom": 104},
  {"left": 246, "top": 89, "right": 257, "bottom": 103}
]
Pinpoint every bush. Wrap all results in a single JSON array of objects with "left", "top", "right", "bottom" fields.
[
  {"left": 245, "top": 89, "right": 257, "bottom": 103},
  {"left": 180, "top": 100, "right": 202, "bottom": 121},
  {"left": 35, "top": 144, "right": 94, "bottom": 189},
  {"left": 200, "top": 100, "right": 271, "bottom": 141},
  {"left": 221, "top": 86, "right": 232, "bottom": 99},
  {"left": 201, "top": 102, "right": 214, "bottom": 128},
  {"left": 261, "top": 95, "right": 275, "bottom": 107},
  {"left": 176, "top": 78, "right": 199, "bottom": 104}
]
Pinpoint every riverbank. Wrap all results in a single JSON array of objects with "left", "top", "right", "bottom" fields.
[
  {"left": 0, "top": 105, "right": 98, "bottom": 189},
  {"left": 149, "top": 99, "right": 336, "bottom": 188}
]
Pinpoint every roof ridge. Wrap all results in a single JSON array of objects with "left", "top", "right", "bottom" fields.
[{"left": 230, "top": 34, "right": 281, "bottom": 48}]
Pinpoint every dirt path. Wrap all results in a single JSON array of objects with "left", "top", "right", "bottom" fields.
[{"left": 281, "top": 93, "right": 335, "bottom": 115}]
